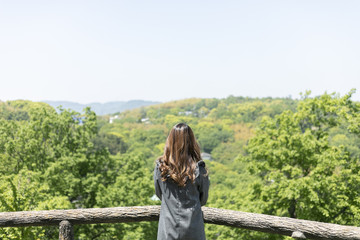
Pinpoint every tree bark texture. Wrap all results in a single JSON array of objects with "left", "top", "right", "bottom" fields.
[
  {"left": 202, "top": 207, "right": 360, "bottom": 240},
  {"left": 0, "top": 206, "right": 360, "bottom": 240},
  {"left": 59, "top": 220, "right": 74, "bottom": 240}
]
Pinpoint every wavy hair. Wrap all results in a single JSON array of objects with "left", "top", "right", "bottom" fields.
[{"left": 158, "top": 123, "right": 202, "bottom": 187}]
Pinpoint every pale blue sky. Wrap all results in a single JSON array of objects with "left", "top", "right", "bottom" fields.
[{"left": 1, "top": 0, "right": 359, "bottom": 103}]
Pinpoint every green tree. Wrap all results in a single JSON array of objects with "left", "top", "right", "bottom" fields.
[
  {"left": 245, "top": 91, "right": 360, "bottom": 230},
  {"left": 93, "top": 132, "right": 128, "bottom": 154},
  {"left": 195, "top": 122, "right": 234, "bottom": 153},
  {"left": 75, "top": 153, "right": 157, "bottom": 239},
  {"left": 0, "top": 170, "right": 72, "bottom": 239}
]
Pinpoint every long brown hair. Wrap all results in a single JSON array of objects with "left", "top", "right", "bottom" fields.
[{"left": 158, "top": 123, "right": 202, "bottom": 187}]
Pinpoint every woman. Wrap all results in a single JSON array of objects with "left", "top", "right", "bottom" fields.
[{"left": 154, "top": 123, "right": 210, "bottom": 240}]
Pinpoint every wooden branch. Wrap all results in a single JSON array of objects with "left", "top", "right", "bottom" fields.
[
  {"left": 0, "top": 206, "right": 160, "bottom": 226},
  {"left": 202, "top": 207, "right": 360, "bottom": 240},
  {"left": 0, "top": 206, "right": 360, "bottom": 240}
]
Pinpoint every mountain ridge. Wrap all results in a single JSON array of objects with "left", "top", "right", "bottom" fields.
[{"left": 43, "top": 100, "right": 160, "bottom": 115}]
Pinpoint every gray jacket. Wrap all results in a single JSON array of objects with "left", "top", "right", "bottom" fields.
[{"left": 154, "top": 160, "right": 210, "bottom": 240}]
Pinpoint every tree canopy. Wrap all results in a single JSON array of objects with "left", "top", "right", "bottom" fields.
[
  {"left": 246, "top": 91, "right": 360, "bottom": 225},
  {"left": 0, "top": 91, "right": 359, "bottom": 239}
]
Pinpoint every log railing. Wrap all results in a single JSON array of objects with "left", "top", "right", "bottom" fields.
[{"left": 1, "top": 206, "right": 360, "bottom": 240}]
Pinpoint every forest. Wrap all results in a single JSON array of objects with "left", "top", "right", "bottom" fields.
[{"left": 0, "top": 90, "right": 360, "bottom": 239}]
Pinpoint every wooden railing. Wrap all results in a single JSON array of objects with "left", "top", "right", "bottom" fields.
[{"left": 1, "top": 206, "right": 360, "bottom": 240}]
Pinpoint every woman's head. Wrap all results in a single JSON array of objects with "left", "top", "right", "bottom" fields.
[{"left": 159, "top": 123, "right": 201, "bottom": 186}]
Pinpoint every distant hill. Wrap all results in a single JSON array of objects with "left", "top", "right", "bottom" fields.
[{"left": 43, "top": 100, "right": 160, "bottom": 115}]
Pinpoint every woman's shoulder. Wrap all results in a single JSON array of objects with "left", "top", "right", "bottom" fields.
[
  {"left": 154, "top": 159, "right": 162, "bottom": 175},
  {"left": 197, "top": 160, "right": 206, "bottom": 168},
  {"left": 195, "top": 160, "right": 207, "bottom": 178},
  {"left": 155, "top": 157, "right": 164, "bottom": 167}
]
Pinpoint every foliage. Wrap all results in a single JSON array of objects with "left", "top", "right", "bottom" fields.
[
  {"left": 245, "top": 91, "right": 360, "bottom": 227},
  {"left": 0, "top": 101, "right": 156, "bottom": 239},
  {"left": 1, "top": 92, "right": 359, "bottom": 240}
]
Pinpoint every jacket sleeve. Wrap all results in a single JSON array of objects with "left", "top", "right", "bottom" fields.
[
  {"left": 154, "top": 164, "right": 162, "bottom": 200},
  {"left": 198, "top": 162, "right": 209, "bottom": 206}
]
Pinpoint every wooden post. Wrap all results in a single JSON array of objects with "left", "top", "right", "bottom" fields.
[{"left": 59, "top": 220, "right": 74, "bottom": 240}]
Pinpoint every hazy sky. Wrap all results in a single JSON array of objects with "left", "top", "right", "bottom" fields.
[{"left": 1, "top": 0, "right": 359, "bottom": 103}]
